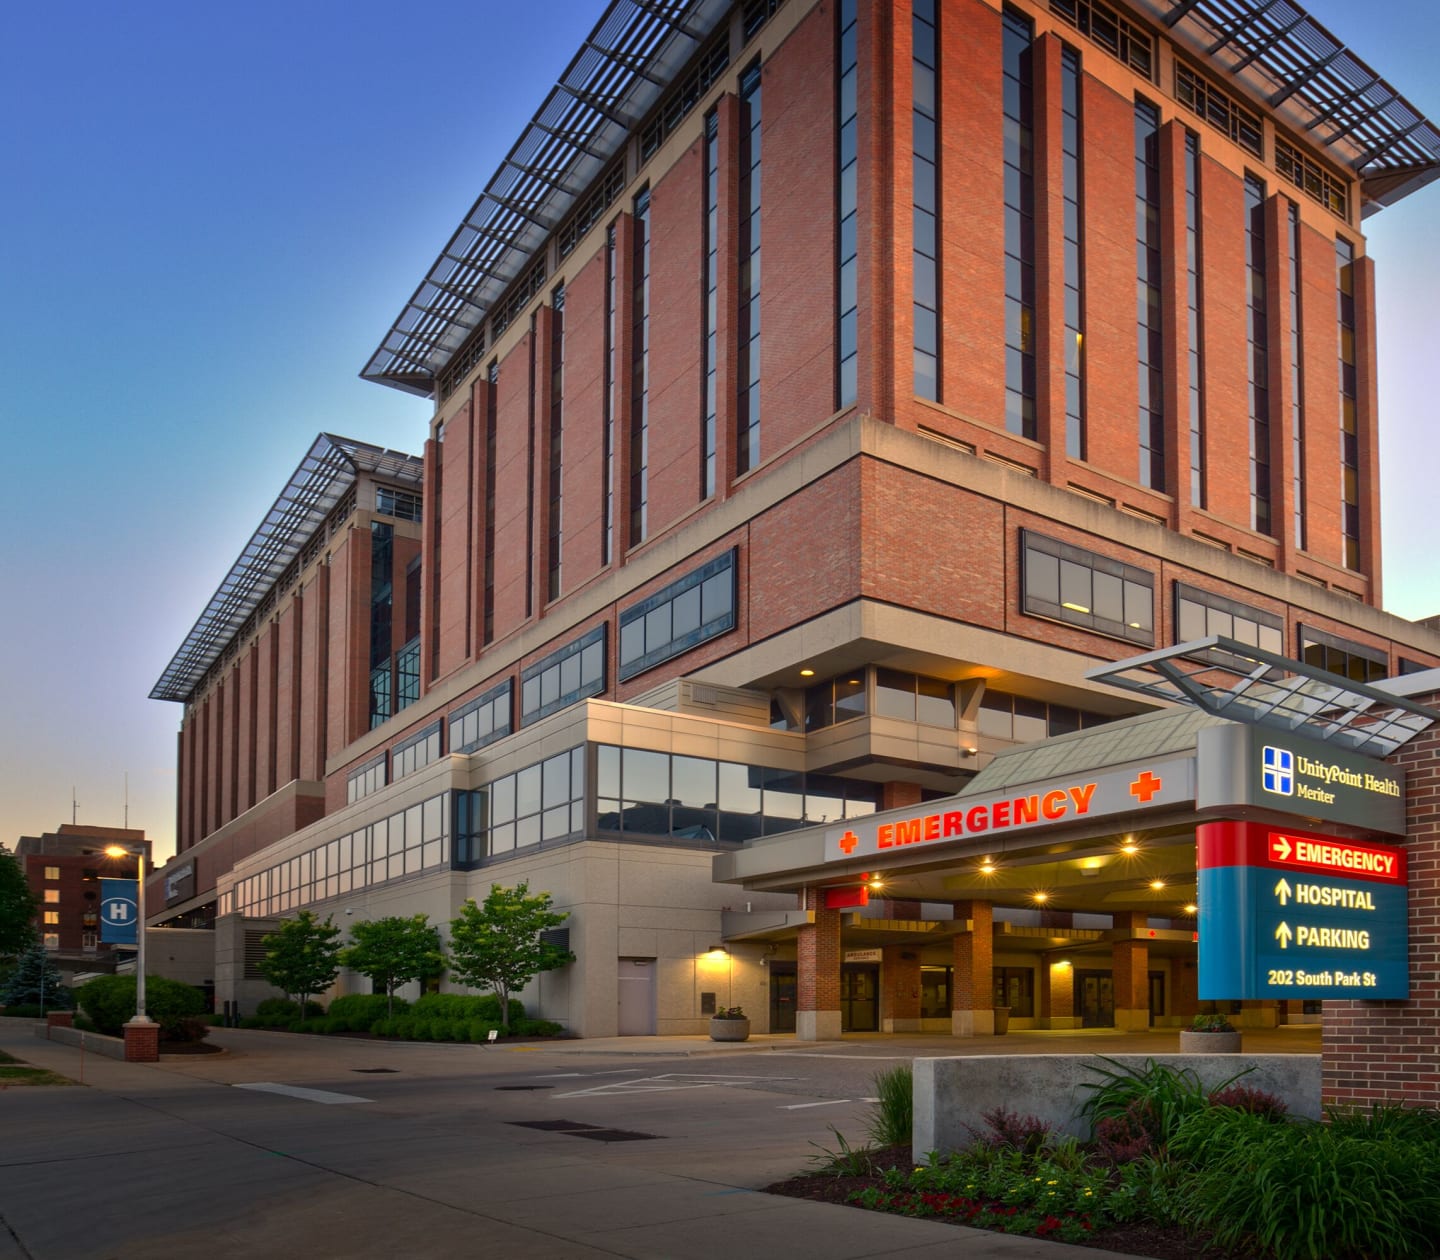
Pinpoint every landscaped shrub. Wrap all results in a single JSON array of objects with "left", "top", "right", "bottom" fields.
[
  {"left": 410, "top": 992, "right": 525, "bottom": 1025},
  {"left": 0, "top": 1004, "right": 50, "bottom": 1019},
  {"left": 76, "top": 975, "right": 207, "bottom": 1040},
  {"left": 327, "top": 993, "right": 401, "bottom": 1031},
  {"left": 512, "top": 1017, "right": 564, "bottom": 1037},
  {"left": 864, "top": 1065, "right": 913, "bottom": 1148},
  {"left": 970, "top": 1107, "right": 1052, "bottom": 1155},
  {"left": 1208, "top": 1083, "right": 1287, "bottom": 1119},
  {"left": 253, "top": 997, "right": 324, "bottom": 1026},
  {"left": 1076, "top": 1057, "right": 1215, "bottom": 1149}
]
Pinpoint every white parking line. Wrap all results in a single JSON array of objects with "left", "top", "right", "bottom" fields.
[
  {"left": 778, "top": 1099, "right": 853, "bottom": 1110},
  {"left": 235, "top": 1082, "right": 369, "bottom": 1105},
  {"left": 550, "top": 1071, "right": 798, "bottom": 1099}
]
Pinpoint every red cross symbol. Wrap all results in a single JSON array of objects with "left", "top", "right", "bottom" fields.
[
  {"left": 1129, "top": 771, "right": 1163, "bottom": 804},
  {"left": 838, "top": 830, "right": 860, "bottom": 855}
]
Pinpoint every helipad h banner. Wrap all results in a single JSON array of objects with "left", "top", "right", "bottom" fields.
[
  {"left": 1197, "top": 820, "right": 1409, "bottom": 1000},
  {"left": 824, "top": 755, "right": 1196, "bottom": 863}
]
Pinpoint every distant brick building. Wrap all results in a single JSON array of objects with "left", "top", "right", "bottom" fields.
[{"left": 150, "top": 0, "right": 1440, "bottom": 1036}]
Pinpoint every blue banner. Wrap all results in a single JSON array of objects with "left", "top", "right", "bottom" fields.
[{"left": 100, "top": 879, "right": 138, "bottom": 945}]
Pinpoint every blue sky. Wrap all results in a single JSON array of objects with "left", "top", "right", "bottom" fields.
[{"left": 2, "top": 1, "right": 1436, "bottom": 864}]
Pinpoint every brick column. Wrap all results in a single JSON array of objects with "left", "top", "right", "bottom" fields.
[
  {"left": 1324, "top": 690, "right": 1440, "bottom": 1108},
  {"left": 123, "top": 1020, "right": 160, "bottom": 1063},
  {"left": 1041, "top": 954, "right": 1077, "bottom": 1028},
  {"left": 950, "top": 899, "right": 993, "bottom": 1036},
  {"left": 881, "top": 945, "right": 922, "bottom": 1033},
  {"left": 796, "top": 888, "right": 842, "bottom": 1041},
  {"left": 1111, "top": 911, "right": 1150, "bottom": 1031}
]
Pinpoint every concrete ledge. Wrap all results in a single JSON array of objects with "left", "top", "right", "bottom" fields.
[
  {"left": 35, "top": 1024, "right": 129, "bottom": 1060},
  {"left": 914, "top": 1053, "right": 1321, "bottom": 1161}
]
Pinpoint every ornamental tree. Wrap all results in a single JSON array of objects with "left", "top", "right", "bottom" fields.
[
  {"left": 258, "top": 910, "right": 342, "bottom": 1022},
  {"left": 339, "top": 914, "right": 444, "bottom": 1018},
  {"left": 447, "top": 883, "right": 573, "bottom": 1035},
  {"left": 0, "top": 848, "right": 37, "bottom": 959},
  {"left": 1, "top": 944, "right": 73, "bottom": 1010}
]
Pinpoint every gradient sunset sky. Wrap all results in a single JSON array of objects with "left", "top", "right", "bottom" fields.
[{"left": 3, "top": 0, "right": 1436, "bottom": 865}]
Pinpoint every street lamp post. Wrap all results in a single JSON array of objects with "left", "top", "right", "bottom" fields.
[{"left": 105, "top": 845, "right": 151, "bottom": 1026}]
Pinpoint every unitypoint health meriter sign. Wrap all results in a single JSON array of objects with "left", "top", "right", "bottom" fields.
[{"left": 1197, "top": 821, "right": 1408, "bottom": 1000}]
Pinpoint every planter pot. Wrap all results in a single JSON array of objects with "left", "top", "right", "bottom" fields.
[
  {"left": 709, "top": 1017, "right": 750, "bottom": 1042},
  {"left": 1179, "top": 1029, "right": 1241, "bottom": 1053}
]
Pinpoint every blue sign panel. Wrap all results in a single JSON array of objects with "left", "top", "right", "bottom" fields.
[
  {"left": 1197, "top": 822, "right": 1408, "bottom": 1001},
  {"left": 100, "top": 879, "right": 138, "bottom": 945}
]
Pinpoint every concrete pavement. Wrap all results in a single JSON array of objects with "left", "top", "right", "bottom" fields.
[{"left": 0, "top": 1019, "right": 1316, "bottom": 1259}]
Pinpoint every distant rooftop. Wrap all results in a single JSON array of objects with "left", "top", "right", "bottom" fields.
[
  {"left": 151, "top": 435, "right": 424, "bottom": 704},
  {"left": 363, "top": 0, "right": 1440, "bottom": 399}
]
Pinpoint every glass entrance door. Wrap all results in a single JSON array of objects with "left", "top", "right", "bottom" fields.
[
  {"left": 1076, "top": 970, "right": 1114, "bottom": 1028},
  {"left": 769, "top": 963, "right": 797, "bottom": 1032},
  {"left": 840, "top": 964, "right": 879, "bottom": 1032}
]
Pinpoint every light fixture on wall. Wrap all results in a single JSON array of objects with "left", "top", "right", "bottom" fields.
[{"left": 705, "top": 944, "right": 729, "bottom": 959}]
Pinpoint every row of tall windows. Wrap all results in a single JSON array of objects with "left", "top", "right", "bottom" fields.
[
  {"left": 702, "top": 111, "right": 720, "bottom": 498},
  {"left": 837, "top": 0, "right": 858, "bottom": 407},
  {"left": 548, "top": 285, "right": 565, "bottom": 601},
  {"left": 736, "top": 64, "right": 763, "bottom": 475},
  {"left": 1184, "top": 135, "right": 1204, "bottom": 508},
  {"left": 1336, "top": 239, "right": 1360, "bottom": 570},
  {"left": 1244, "top": 175, "right": 1272, "bottom": 536},
  {"left": 368, "top": 522, "right": 394, "bottom": 729},
  {"left": 1002, "top": 10, "right": 1036, "bottom": 438},
  {"left": 913, "top": 0, "right": 939, "bottom": 401},
  {"left": 1289, "top": 207, "right": 1306, "bottom": 550},
  {"left": 630, "top": 190, "right": 651, "bottom": 546},
  {"left": 483, "top": 361, "right": 498, "bottom": 645},
  {"left": 603, "top": 227, "right": 619, "bottom": 564},
  {"left": 1060, "top": 48, "right": 1085, "bottom": 459},
  {"left": 1134, "top": 101, "right": 1164, "bottom": 490}
]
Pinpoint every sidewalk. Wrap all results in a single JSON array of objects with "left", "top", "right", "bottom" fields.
[{"left": 0, "top": 1018, "right": 1210, "bottom": 1260}]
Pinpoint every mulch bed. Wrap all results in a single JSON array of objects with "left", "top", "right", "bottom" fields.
[{"left": 762, "top": 1146, "right": 1217, "bottom": 1260}]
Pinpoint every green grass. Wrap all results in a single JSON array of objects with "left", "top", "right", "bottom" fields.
[{"left": 0, "top": 1064, "right": 75, "bottom": 1086}]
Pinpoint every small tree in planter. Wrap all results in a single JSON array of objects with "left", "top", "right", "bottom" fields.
[
  {"left": 447, "top": 883, "right": 572, "bottom": 1036},
  {"left": 1179, "top": 1012, "right": 1241, "bottom": 1053},
  {"left": 709, "top": 1005, "right": 750, "bottom": 1042},
  {"left": 258, "top": 911, "right": 342, "bottom": 1024},
  {"left": 339, "top": 914, "right": 445, "bottom": 1018}
]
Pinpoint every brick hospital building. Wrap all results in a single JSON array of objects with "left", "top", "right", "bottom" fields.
[{"left": 150, "top": 0, "right": 1440, "bottom": 1070}]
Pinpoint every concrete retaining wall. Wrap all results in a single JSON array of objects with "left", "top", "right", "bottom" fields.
[
  {"left": 913, "top": 1054, "right": 1321, "bottom": 1162},
  {"left": 34, "top": 1023, "right": 128, "bottom": 1061}
]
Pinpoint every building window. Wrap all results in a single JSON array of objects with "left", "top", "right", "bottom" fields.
[
  {"left": 913, "top": 0, "right": 939, "bottom": 400},
  {"left": 347, "top": 753, "right": 388, "bottom": 805},
  {"left": 520, "top": 625, "right": 606, "bottom": 725},
  {"left": 82, "top": 931, "right": 97, "bottom": 950},
  {"left": 702, "top": 111, "right": 720, "bottom": 498},
  {"left": 1185, "top": 133, "right": 1204, "bottom": 507},
  {"left": 1336, "top": 238, "right": 1360, "bottom": 570},
  {"left": 1061, "top": 46, "right": 1085, "bottom": 459},
  {"left": 618, "top": 550, "right": 736, "bottom": 681},
  {"left": 1175, "top": 584, "right": 1283, "bottom": 664},
  {"left": 1002, "top": 9, "right": 1035, "bottom": 436},
  {"left": 483, "top": 360, "right": 499, "bottom": 643},
  {"left": 43, "top": 934, "right": 58, "bottom": 950},
  {"left": 44, "top": 889, "right": 60, "bottom": 904},
  {"left": 1049, "top": 0, "right": 1153, "bottom": 80},
  {"left": 1398, "top": 659, "right": 1431, "bottom": 676},
  {"left": 1135, "top": 99, "right": 1164, "bottom": 490},
  {"left": 804, "top": 673, "right": 867, "bottom": 731},
  {"left": 549, "top": 284, "right": 565, "bottom": 600},
  {"left": 457, "top": 747, "right": 586, "bottom": 865},
  {"left": 978, "top": 690, "right": 1110, "bottom": 741},
  {"left": 837, "top": 0, "right": 859, "bottom": 407},
  {"left": 234, "top": 793, "right": 451, "bottom": 915},
  {"left": 1298, "top": 625, "right": 1386, "bottom": 684},
  {"left": 393, "top": 722, "right": 441, "bottom": 781},
  {"left": 994, "top": 967, "right": 1035, "bottom": 1018},
  {"left": 395, "top": 636, "right": 420, "bottom": 714},
  {"left": 1244, "top": 175, "right": 1273, "bottom": 536},
  {"left": 876, "top": 669, "right": 955, "bottom": 728},
  {"left": 1022, "top": 530, "right": 1154, "bottom": 645},
  {"left": 44, "top": 911, "right": 59, "bottom": 925},
  {"left": 639, "top": 33, "right": 730, "bottom": 163},
  {"left": 631, "top": 190, "right": 651, "bottom": 546},
  {"left": 737, "top": 63, "right": 763, "bottom": 476},
  {"left": 1288, "top": 204, "right": 1306, "bottom": 550},
  {"left": 598, "top": 747, "right": 879, "bottom": 844},
  {"left": 1174, "top": 64, "right": 1262, "bottom": 157},
  {"left": 44, "top": 866, "right": 60, "bottom": 880},
  {"left": 920, "top": 967, "right": 951, "bottom": 1018},
  {"left": 449, "top": 680, "right": 514, "bottom": 754},
  {"left": 603, "top": 225, "right": 618, "bottom": 565},
  {"left": 558, "top": 162, "right": 625, "bottom": 258},
  {"left": 1276, "top": 137, "right": 1348, "bottom": 221},
  {"left": 375, "top": 485, "right": 421, "bottom": 522},
  {"left": 369, "top": 522, "right": 394, "bottom": 730}
]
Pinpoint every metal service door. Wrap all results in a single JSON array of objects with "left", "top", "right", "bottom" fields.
[
  {"left": 840, "top": 964, "right": 879, "bottom": 1032},
  {"left": 617, "top": 958, "right": 656, "bottom": 1035},
  {"left": 769, "top": 963, "right": 797, "bottom": 1032}
]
